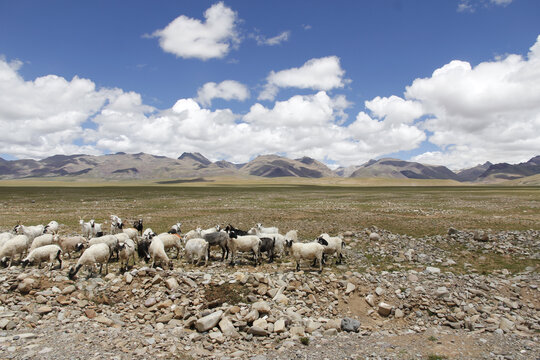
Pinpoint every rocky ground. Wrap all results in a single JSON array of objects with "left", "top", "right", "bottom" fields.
[{"left": 0, "top": 227, "right": 538, "bottom": 359}]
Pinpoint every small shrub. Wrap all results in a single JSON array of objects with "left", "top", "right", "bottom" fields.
[{"left": 300, "top": 336, "right": 310, "bottom": 346}]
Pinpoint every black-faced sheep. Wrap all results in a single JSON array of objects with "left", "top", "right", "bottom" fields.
[
  {"left": 68, "top": 243, "right": 112, "bottom": 279},
  {"left": 22, "top": 244, "right": 62, "bottom": 269}
]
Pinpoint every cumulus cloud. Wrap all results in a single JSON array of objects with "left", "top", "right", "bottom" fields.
[
  {"left": 252, "top": 31, "right": 290, "bottom": 46},
  {"left": 0, "top": 58, "right": 114, "bottom": 159},
  {"left": 196, "top": 80, "right": 250, "bottom": 107},
  {"left": 149, "top": 2, "right": 240, "bottom": 60},
  {"left": 259, "top": 56, "right": 349, "bottom": 101},
  {"left": 405, "top": 35, "right": 540, "bottom": 168}
]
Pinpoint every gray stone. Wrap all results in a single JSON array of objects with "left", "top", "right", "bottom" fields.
[
  {"left": 195, "top": 310, "right": 223, "bottom": 332},
  {"left": 248, "top": 326, "right": 270, "bottom": 336},
  {"left": 273, "top": 319, "right": 286, "bottom": 333},
  {"left": 378, "top": 302, "right": 392, "bottom": 317},
  {"left": 341, "top": 317, "right": 360, "bottom": 332}
]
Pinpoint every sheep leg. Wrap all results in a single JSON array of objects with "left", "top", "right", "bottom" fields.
[
  {"left": 311, "top": 258, "right": 317, "bottom": 267},
  {"left": 221, "top": 245, "right": 226, "bottom": 262},
  {"left": 99, "top": 263, "right": 103, "bottom": 275},
  {"left": 318, "top": 256, "right": 323, "bottom": 273},
  {"left": 337, "top": 252, "right": 343, "bottom": 265},
  {"left": 228, "top": 250, "right": 235, "bottom": 266},
  {"left": 295, "top": 260, "right": 300, "bottom": 271}
]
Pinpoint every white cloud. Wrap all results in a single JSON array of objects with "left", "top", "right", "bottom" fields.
[
  {"left": 458, "top": 0, "right": 513, "bottom": 12},
  {"left": 405, "top": 35, "right": 540, "bottom": 168},
  {"left": 259, "top": 56, "right": 349, "bottom": 101},
  {"left": 490, "top": 0, "right": 513, "bottom": 6},
  {"left": 0, "top": 58, "right": 114, "bottom": 159},
  {"left": 149, "top": 2, "right": 240, "bottom": 60},
  {"left": 252, "top": 31, "right": 290, "bottom": 46},
  {"left": 196, "top": 80, "right": 250, "bottom": 107}
]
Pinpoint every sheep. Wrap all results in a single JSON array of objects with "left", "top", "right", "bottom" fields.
[
  {"left": 168, "top": 222, "right": 182, "bottom": 234},
  {"left": 22, "top": 244, "right": 62, "bottom": 269},
  {"left": 122, "top": 227, "right": 139, "bottom": 242},
  {"left": 256, "top": 223, "right": 278, "bottom": 234},
  {"left": 201, "top": 230, "right": 229, "bottom": 261},
  {"left": 185, "top": 238, "right": 209, "bottom": 266},
  {"left": 259, "top": 237, "right": 276, "bottom": 263},
  {"left": 0, "top": 235, "right": 30, "bottom": 267},
  {"left": 148, "top": 237, "right": 172, "bottom": 269},
  {"left": 80, "top": 219, "right": 103, "bottom": 239},
  {"left": 199, "top": 225, "right": 220, "bottom": 237},
  {"left": 183, "top": 229, "right": 201, "bottom": 243},
  {"left": 285, "top": 230, "right": 298, "bottom": 242},
  {"left": 110, "top": 215, "right": 123, "bottom": 234},
  {"left": 285, "top": 240, "right": 325, "bottom": 273},
  {"left": 14, "top": 224, "right": 45, "bottom": 241},
  {"left": 227, "top": 231, "right": 260, "bottom": 266},
  {"left": 116, "top": 238, "right": 136, "bottom": 272},
  {"left": 29, "top": 233, "right": 57, "bottom": 252},
  {"left": 155, "top": 232, "right": 183, "bottom": 259},
  {"left": 88, "top": 235, "right": 119, "bottom": 258},
  {"left": 317, "top": 233, "right": 344, "bottom": 265},
  {"left": 57, "top": 235, "right": 86, "bottom": 259},
  {"left": 138, "top": 228, "right": 156, "bottom": 260},
  {"left": 68, "top": 243, "right": 112, "bottom": 279},
  {"left": 248, "top": 227, "right": 286, "bottom": 257},
  {"left": 0, "top": 232, "right": 14, "bottom": 249},
  {"left": 44, "top": 220, "right": 59, "bottom": 234},
  {"left": 224, "top": 224, "right": 249, "bottom": 236},
  {"left": 133, "top": 218, "right": 143, "bottom": 235}
]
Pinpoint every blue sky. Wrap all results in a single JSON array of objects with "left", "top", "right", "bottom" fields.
[{"left": 1, "top": 0, "right": 539, "bottom": 169}]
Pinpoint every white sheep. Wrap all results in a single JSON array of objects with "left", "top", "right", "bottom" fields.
[
  {"left": 199, "top": 225, "right": 220, "bottom": 237},
  {"left": 122, "top": 227, "right": 139, "bottom": 242},
  {"left": 183, "top": 229, "right": 201, "bottom": 243},
  {"left": 168, "top": 222, "right": 182, "bottom": 234},
  {"left": 185, "top": 238, "right": 209, "bottom": 266},
  {"left": 256, "top": 223, "right": 278, "bottom": 234},
  {"left": 88, "top": 234, "right": 119, "bottom": 254},
  {"left": 57, "top": 235, "right": 86, "bottom": 259},
  {"left": 29, "top": 233, "right": 57, "bottom": 252},
  {"left": 0, "top": 235, "right": 30, "bottom": 267},
  {"left": 0, "top": 232, "right": 14, "bottom": 249},
  {"left": 110, "top": 215, "right": 122, "bottom": 234},
  {"left": 227, "top": 233, "right": 260, "bottom": 266},
  {"left": 68, "top": 243, "right": 112, "bottom": 279},
  {"left": 317, "top": 233, "right": 344, "bottom": 265},
  {"left": 22, "top": 244, "right": 62, "bottom": 269},
  {"left": 14, "top": 224, "right": 45, "bottom": 241},
  {"left": 285, "top": 240, "right": 325, "bottom": 273},
  {"left": 249, "top": 227, "right": 286, "bottom": 256},
  {"left": 148, "top": 236, "right": 172, "bottom": 269},
  {"left": 155, "top": 233, "right": 183, "bottom": 259},
  {"left": 44, "top": 220, "right": 59, "bottom": 234},
  {"left": 117, "top": 238, "right": 136, "bottom": 272},
  {"left": 80, "top": 219, "right": 103, "bottom": 239}
]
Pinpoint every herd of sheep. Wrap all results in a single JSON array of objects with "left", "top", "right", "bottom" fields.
[{"left": 0, "top": 215, "right": 345, "bottom": 279}]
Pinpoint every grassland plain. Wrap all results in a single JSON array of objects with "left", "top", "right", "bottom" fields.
[{"left": 0, "top": 181, "right": 538, "bottom": 238}]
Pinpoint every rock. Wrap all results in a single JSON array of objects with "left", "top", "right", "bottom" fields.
[
  {"left": 252, "top": 301, "right": 271, "bottom": 314},
  {"left": 273, "top": 319, "right": 286, "bottom": 333},
  {"left": 499, "top": 318, "right": 515, "bottom": 332},
  {"left": 375, "top": 286, "right": 385, "bottom": 296},
  {"left": 435, "top": 287, "right": 449, "bottom": 298},
  {"left": 144, "top": 297, "right": 157, "bottom": 308},
  {"left": 324, "top": 328, "right": 338, "bottom": 336},
  {"left": 0, "top": 319, "right": 15, "bottom": 330},
  {"left": 395, "top": 309, "right": 404, "bottom": 318},
  {"left": 473, "top": 231, "right": 489, "bottom": 242},
  {"left": 165, "top": 277, "right": 179, "bottom": 290},
  {"left": 253, "top": 318, "right": 267, "bottom": 329},
  {"left": 156, "top": 313, "right": 173, "bottom": 323},
  {"left": 62, "top": 285, "right": 76, "bottom": 295},
  {"left": 84, "top": 309, "right": 97, "bottom": 319},
  {"left": 248, "top": 326, "right": 270, "bottom": 336},
  {"left": 219, "top": 318, "right": 237, "bottom": 337},
  {"left": 195, "top": 310, "right": 223, "bottom": 332},
  {"left": 425, "top": 266, "right": 440, "bottom": 274},
  {"left": 35, "top": 295, "right": 47, "bottom": 304},
  {"left": 244, "top": 309, "right": 259, "bottom": 323},
  {"left": 208, "top": 331, "right": 225, "bottom": 343},
  {"left": 95, "top": 316, "right": 114, "bottom": 326},
  {"left": 36, "top": 306, "right": 53, "bottom": 315},
  {"left": 345, "top": 282, "right": 356, "bottom": 295},
  {"left": 341, "top": 317, "right": 360, "bottom": 332},
  {"left": 378, "top": 302, "right": 392, "bottom": 317},
  {"left": 18, "top": 278, "right": 35, "bottom": 294},
  {"left": 447, "top": 227, "right": 458, "bottom": 235},
  {"left": 306, "top": 320, "right": 322, "bottom": 333},
  {"left": 273, "top": 293, "right": 289, "bottom": 305},
  {"left": 369, "top": 233, "right": 380, "bottom": 241},
  {"left": 289, "top": 326, "right": 305, "bottom": 337},
  {"left": 365, "top": 294, "right": 376, "bottom": 307},
  {"left": 125, "top": 273, "right": 133, "bottom": 284},
  {"left": 324, "top": 319, "right": 341, "bottom": 330}
]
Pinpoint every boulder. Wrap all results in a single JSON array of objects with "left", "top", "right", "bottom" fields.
[
  {"left": 341, "top": 317, "right": 360, "bottom": 332},
  {"left": 195, "top": 310, "right": 223, "bottom": 332}
]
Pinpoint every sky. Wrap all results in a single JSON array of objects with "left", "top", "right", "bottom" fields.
[{"left": 0, "top": 0, "right": 539, "bottom": 170}]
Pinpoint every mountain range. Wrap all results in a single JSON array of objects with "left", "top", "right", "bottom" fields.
[{"left": 0, "top": 152, "right": 539, "bottom": 184}]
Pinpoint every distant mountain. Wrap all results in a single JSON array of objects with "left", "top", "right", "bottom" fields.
[
  {"left": 0, "top": 152, "right": 538, "bottom": 183},
  {"left": 477, "top": 156, "right": 540, "bottom": 182},
  {"left": 349, "top": 158, "right": 459, "bottom": 180},
  {"left": 455, "top": 162, "right": 493, "bottom": 182},
  {"left": 240, "top": 155, "right": 335, "bottom": 178}
]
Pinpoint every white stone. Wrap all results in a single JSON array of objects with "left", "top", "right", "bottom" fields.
[{"left": 195, "top": 310, "right": 223, "bottom": 332}]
